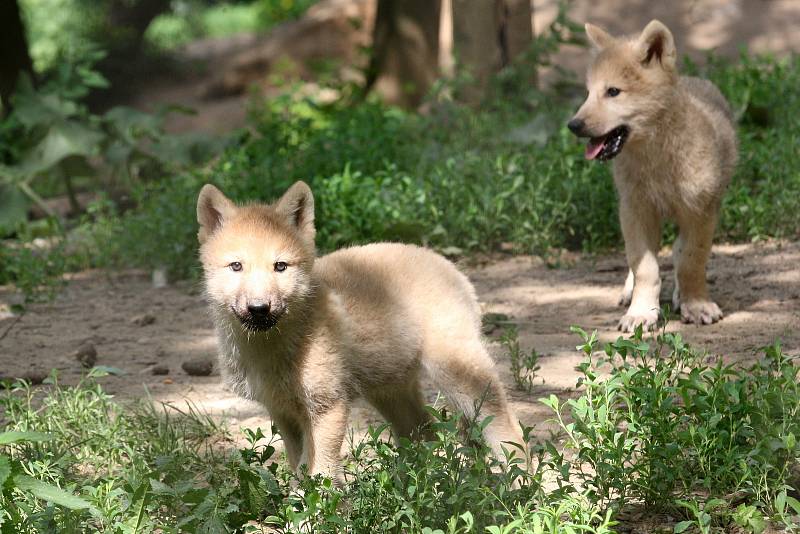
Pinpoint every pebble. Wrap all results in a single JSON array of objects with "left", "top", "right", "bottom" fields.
[
  {"left": 131, "top": 313, "right": 156, "bottom": 327},
  {"left": 73, "top": 343, "right": 98, "bottom": 368},
  {"left": 21, "top": 369, "right": 48, "bottom": 385},
  {"left": 144, "top": 364, "right": 170, "bottom": 376},
  {"left": 181, "top": 358, "right": 214, "bottom": 376}
]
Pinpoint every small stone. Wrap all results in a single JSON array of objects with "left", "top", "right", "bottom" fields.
[
  {"left": 131, "top": 313, "right": 156, "bottom": 327},
  {"left": 163, "top": 377, "right": 173, "bottom": 384},
  {"left": 181, "top": 358, "right": 214, "bottom": 376},
  {"left": 73, "top": 343, "right": 98, "bottom": 368},
  {"left": 21, "top": 369, "right": 48, "bottom": 385},
  {"left": 141, "top": 364, "right": 169, "bottom": 375},
  {"left": 152, "top": 268, "right": 168, "bottom": 289}
]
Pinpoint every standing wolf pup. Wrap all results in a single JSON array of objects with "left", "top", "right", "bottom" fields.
[
  {"left": 197, "top": 181, "right": 524, "bottom": 479},
  {"left": 568, "top": 20, "right": 737, "bottom": 332}
]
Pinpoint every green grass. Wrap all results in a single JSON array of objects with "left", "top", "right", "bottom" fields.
[{"left": 1, "top": 330, "right": 798, "bottom": 532}]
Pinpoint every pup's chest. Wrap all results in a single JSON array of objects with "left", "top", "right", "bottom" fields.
[
  {"left": 613, "top": 150, "right": 691, "bottom": 216},
  {"left": 235, "top": 338, "right": 346, "bottom": 413}
]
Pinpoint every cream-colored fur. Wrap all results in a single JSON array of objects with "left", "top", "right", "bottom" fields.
[
  {"left": 572, "top": 20, "right": 737, "bottom": 332},
  {"left": 197, "top": 182, "right": 524, "bottom": 479}
]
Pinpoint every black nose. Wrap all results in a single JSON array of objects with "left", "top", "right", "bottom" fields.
[
  {"left": 567, "top": 118, "right": 585, "bottom": 135},
  {"left": 247, "top": 303, "right": 271, "bottom": 316}
]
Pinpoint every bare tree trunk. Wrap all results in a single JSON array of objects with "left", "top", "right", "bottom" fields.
[
  {"left": 498, "top": 0, "right": 536, "bottom": 89},
  {"left": 451, "top": 0, "right": 501, "bottom": 104},
  {"left": 500, "top": 0, "right": 534, "bottom": 65},
  {"left": 0, "top": 0, "right": 34, "bottom": 113},
  {"left": 364, "top": 0, "right": 442, "bottom": 108},
  {"left": 451, "top": 0, "right": 534, "bottom": 103}
]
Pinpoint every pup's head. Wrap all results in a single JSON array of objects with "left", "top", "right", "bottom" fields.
[
  {"left": 568, "top": 20, "right": 678, "bottom": 161},
  {"left": 197, "top": 181, "right": 316, "bottom": 332}
]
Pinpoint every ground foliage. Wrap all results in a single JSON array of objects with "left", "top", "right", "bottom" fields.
[{"left": 1, "top": 331, "right": 798, "bottom": 532}]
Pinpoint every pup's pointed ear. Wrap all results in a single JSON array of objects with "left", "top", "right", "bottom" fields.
[
  {"left": 197, "top": 184, "right": 236, "bottom": 244},
  {"left": 274, "top": 181, "right": 315, "bottom": 241},
  {"left": 636, "top": 20, "right": 676, "bottom": 70},
  {"left": 585, "top": 23, "right": 614, "bottom": 49}
]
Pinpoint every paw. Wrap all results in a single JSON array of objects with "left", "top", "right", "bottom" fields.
[
  {"left": 680, "top": 299, "right": 722, "bottom": 325},
  {"left": 618, "top": 307, "right": 659, "bottom": 333}
]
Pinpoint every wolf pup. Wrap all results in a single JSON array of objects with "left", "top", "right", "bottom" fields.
[
  {"left": 197, "top": 181, "right": 524, "bottom": 479},
  {"left": 567, "top": 20, "right": 737, "bottom": 332}
]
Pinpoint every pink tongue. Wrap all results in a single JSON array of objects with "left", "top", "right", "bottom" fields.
[{"left": 585, "top": 138, "right": 605, "bottom": 160}]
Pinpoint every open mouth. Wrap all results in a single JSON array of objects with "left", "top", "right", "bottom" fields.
[{"left": 585, "top": 125, "right": 629, "bottom": 161}]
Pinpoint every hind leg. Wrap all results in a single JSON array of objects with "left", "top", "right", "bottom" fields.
[
  {"left": 426, "top": 341, "right": 525, "bottom": 461},
  {"left": 368, "top": 382, "right": 433, "bottom": 442}
]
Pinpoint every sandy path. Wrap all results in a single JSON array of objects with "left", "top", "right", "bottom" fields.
[{"left": 1, "top": 240, "right": 798, "bottom": 445}]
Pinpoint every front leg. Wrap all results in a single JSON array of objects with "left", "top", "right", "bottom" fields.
[
  {"left": 298, "top": 401, "right": 350, "bottom": 482},
  {"left": 618, "top": 200, "right": 662, "bottom": 332},
  {"left": 272, "top": 413, "right": 304, "bottom": 471},
  {"left": 674, "top": 213, "right": 722, "bottom": 325}
]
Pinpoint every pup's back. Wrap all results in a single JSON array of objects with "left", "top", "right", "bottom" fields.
[
  {"left": 316, "top": 242, "right": 481, "bottom": 345},
  {"left": 681, "top": 76, "right": 735, "bottom": 124}
]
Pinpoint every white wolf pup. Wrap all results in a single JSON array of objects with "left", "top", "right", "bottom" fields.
[
  {"left": 197, "top": 181, "right": 524, "bottom": 479},
  {"left": 568, "top": 20, "right": 738, "bottom": 332}
]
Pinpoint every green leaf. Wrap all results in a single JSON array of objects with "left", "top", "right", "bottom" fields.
[
  {"left": 673, "top": 521, "right": 693, "bottom": 533},
  {"left": 12, "top": 79, "right": 80, "bottom": 127},
  {"left": 88, "top": 366, "right": 126, "bottom": 377},
  {"left": 0, "top": 183, "right": 29, "bottom": 235},
  {"left": 122, "top": 481, "right": 151, "bottom": 533},
  {"left": 13, "top": 474, "right": 92, "bottom": 510},
  {"left": 104, "top": 106, "right": 163, "bottom": 144},
  {"left": 0, "top": 454, "right": 11, "bottom": 488},
  {"left": 15, "top": 120, "right": 104, "bottom": 179},
  {"left": 0, "top": 431, "right": 53, "bottom": 445}
]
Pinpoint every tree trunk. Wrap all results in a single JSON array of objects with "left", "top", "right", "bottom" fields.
[
  {"left": 451, "top": 0, "right": 501, "bottom": 104},
  {"left": 451, "top": 0, "right": 534, "bottom": 103},
  {"left": 106, "top": 0, "right": 171, "bottom": 56},
  {"left": 0, "top": 0, "right": 34, "bottom": 113},
  {"left": 499, "top": 0, "right": 534, "bottom": 66},
  {"left": 364, "top": 0, "right": 442, "bottom": 108}
]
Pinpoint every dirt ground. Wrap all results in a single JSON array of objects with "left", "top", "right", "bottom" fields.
[{"left": 1, "top": 240, "right": 798, "bottom": 446}]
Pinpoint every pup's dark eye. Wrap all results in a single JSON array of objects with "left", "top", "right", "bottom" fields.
[
  {"left": 274, "top": 261, "right": 288, "bottom": 272},
  {"left": 229, "top": 262, "right": 242, "bottom": 272},
  {"left": 606, "top": 87, "right": 621, "bottom": 97}
]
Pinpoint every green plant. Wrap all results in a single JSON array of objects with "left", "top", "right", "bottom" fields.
[
  {"left": 544, "top": 327, "right": 800, "bottom": 530},
  {"left": 501, "top": 326, "right": 541, "bottom": 394},
  {"left": 3, "top": 329, "right": 799, "bottom": 532},
  {"left": 0, "top": 54, "right": 226, "bottom": 301},
  {"left": 0, "top": 430, "right": 96, "bottom": 525},
  {"left": 0, "top": 60, "right": 222, "bottom": 235}
]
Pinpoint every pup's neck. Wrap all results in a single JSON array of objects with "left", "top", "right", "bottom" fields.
[{"left": 627, "top": 85, "right": 688, "bottom": 150}]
